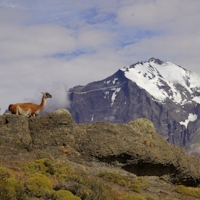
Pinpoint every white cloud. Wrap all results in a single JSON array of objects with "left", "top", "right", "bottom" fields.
[
  {"left": 0, "top": 24, "right": 76, "bottom": 61},
  {"left": 77, "top": 28, "right": 114, "bottom": 49}
]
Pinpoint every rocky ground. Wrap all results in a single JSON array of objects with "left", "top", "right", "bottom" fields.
[{"left": 0, "top": 109, "right": 200, "bottom": 199}]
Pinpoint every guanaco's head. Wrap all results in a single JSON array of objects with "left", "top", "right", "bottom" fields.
[{"left": 41, "top": 92, "right": 52, "bottom": 99}]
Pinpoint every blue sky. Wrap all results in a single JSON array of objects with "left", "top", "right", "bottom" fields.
[{"left": 1, "top": 0, "right": 200, "bottom": 113}]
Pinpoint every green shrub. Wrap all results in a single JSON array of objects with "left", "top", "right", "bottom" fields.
[
  {"left": 176, "top": 185, "right": 200, "bottom": 198},
  {"left": 25, "top": 174, "right": 52, "bottom": 197},
  {"left": 24, "top": 158, "right": 56, "bottom": 175},
  {"left": 54, "top": 163, "right": 74, "bottom": 180},
  {"left": 24, "top": 158, "right": 73, "bottom": 179},
  {"left": 0, "top": 166, "right": 24, "bottom": 200},
  {"left": 54, "top": 190, "right": 81, "bottom": 200}
]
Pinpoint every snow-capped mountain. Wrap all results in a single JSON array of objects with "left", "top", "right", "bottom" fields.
[
  {"left": 121, "top": 58, "right": 200, "bottom": 105},
  {"left": 68, "top": 58, "right": 200, "bottom": 156}
]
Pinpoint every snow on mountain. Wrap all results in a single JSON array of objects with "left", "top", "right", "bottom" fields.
[
  {"left": 120, "top": 58, "right": 200, "bottom": 105},
  {"left": 180, "top": 113, "right": 197, "bottom": 128},
  {"left": 111, "top": 87, "right": 121, "bottom": 106}
]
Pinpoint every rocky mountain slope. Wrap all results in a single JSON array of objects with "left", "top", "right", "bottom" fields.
[
  {"left": 68, "top": 58, "right": 200, "bottom": 156},
  {"left": 1, "top": 109, "right": 200, "bottom": 199}
]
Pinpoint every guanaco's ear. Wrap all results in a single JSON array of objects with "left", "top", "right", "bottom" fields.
[{"left": 41, "top": 92, "right": 44, "bottom": 95}]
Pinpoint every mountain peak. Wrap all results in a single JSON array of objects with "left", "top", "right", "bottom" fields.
[
  {"left": 148, "top": 57, "right": 163, "bottom": 65},
  {"left": 120, "top": 58, "right": 200, "bottom": 105}
]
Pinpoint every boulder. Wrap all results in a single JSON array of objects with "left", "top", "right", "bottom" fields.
[{"left": 28, "top": 109, "right": 74, "bottom": 150}]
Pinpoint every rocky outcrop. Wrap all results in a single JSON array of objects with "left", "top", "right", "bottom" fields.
[
  {"left": 1, "top": 109, "right": 200, "bottom": 187},
  {"left": 73, "top": 118, "right": 200, "bottom": 186}
]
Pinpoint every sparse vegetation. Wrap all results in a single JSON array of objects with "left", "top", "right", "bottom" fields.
[
  {"left": 176, "top": 185, "right": 200, "bottom": 198},
  {"left": 23, "top": 158, "right": 118, "bottom": 200},
  {"left": 98, "top": 171, "right": 149, "bottom": 193},
  {"left": 0, "top": 158, "right": 199, "bottom": 200},
  {"left": 98, "top": 171, "right": 129, "bottom": 187}
]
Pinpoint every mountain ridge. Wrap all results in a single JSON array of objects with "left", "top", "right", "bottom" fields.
[{"left": 68, "top": 58, "right": 200, "bottom": 156}]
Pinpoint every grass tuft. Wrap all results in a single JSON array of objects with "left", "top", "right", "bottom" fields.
[
  {"left": 98, "top": 171, "right": 149, "bottom": 193},
  {"left": 176, "top": 185, "right": 200, "bottom": 198}
]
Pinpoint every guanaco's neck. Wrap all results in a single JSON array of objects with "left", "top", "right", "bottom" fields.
[{"left": 39, "top": 96, "right": 46, "bottom": 109}]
